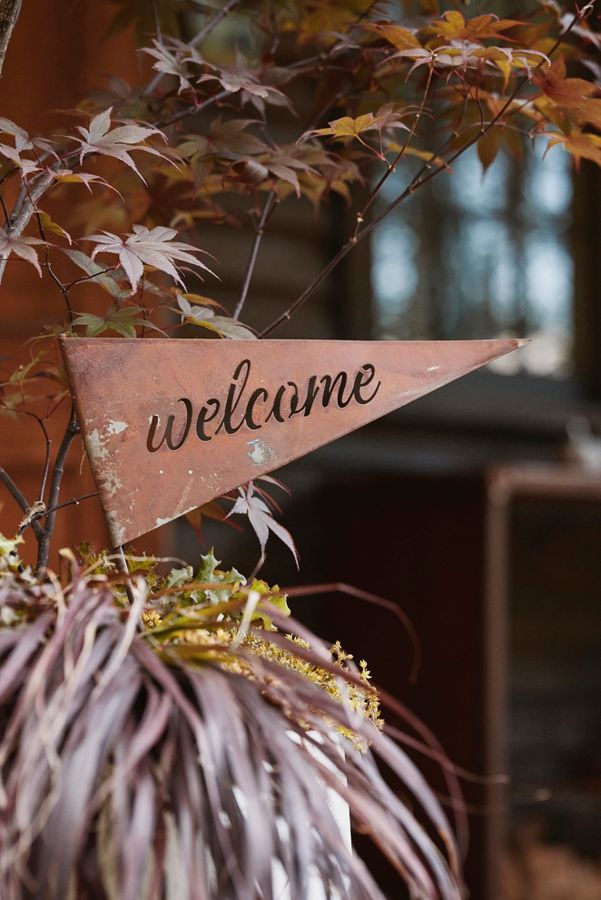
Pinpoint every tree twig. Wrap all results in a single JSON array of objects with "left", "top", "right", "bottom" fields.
[
  {"left": 42, "top": 490, "right": 97, "bottom": 517},
  {"left": 35, "top": 406, "right": 79, "bottom": 574},
  {"left": 260, "top": 6, "right": 587, "bottom": 338},
  {"left": 189, "top": 0, "right": 241, "bottom": 48},
  {"left": 0, "top": 466, "right": 44, "bottom": 539},
  {"left": 23, "top": 412, "right": 52, "bottom": 501},
  {"left": 157, "top": 89, "right": 230, "bottom": 129},
  {"left": 144, "top": 0, "right": 242, "bottom": 97},
  {"left": 233, "top": 190, "right": 277, "bottom": 320},
  {"left": 0, "top": 0, "right": 21, "bottom": 79},
  {"left": 0, "top": 190, "right": 10, "bottom": 227},
  {"left": 353, "top": 63, "right": 435, "bottom": 240},
  {"left": 0, "top": 169, "right": 54, "bottom": 285},
  {"left": 36, "top": 216, "right": 75, "bottom": 322}
]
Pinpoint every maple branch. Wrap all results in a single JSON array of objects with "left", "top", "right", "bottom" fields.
[
  {"left": 0, "top": 0, "right": 21, "bottom": 79},
  {"left": 35, "top": 406, "right": 79, "bottom": 574},
  {"left": 353, "top": 63, "right": 434, "bottom": 240},
  {"left": 0, "top": 466, "right": 44, "bottom": 539},
  {"left": 0, "top": 169, "right": 54, "bottom": 285},
  {"left": 24, "top": 412, "right": 52, "bottom": 501},
  {"left": 36, "top": 212, "right": 75, "bottom": 322},
  {"left": 157, "top": 89, "right": 230, "bottom": 129},
  {"left": 189, "top": 0, "right": 242, "bottom": 48},
  {"left": 144, "top": 0, "right": 242, "bottom": 97},
  {"left": 0, "top": 190, "right": 10, "bottom": 226},
  {"left": 151, "top": 0, "right": 162, "bottom": 42},
  {"left": 42, "top": 490, "right": 97, "bottom": 519},
  {"left": 233, "top": 190, "right": 277, "bottom": 320},
  {"left": 260, "top": 5, "right": 587, "bottom": 338}
]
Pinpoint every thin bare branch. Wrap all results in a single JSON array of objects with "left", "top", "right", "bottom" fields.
[
  {"left": 0, "top": 466, "right": 44, "bottom": 539},
  {"left": 42, "top": 490, "right": 98, "bottom": 517},
  {"left": 0, "top": 0, "right": 21, "bottom": 79},
  {"left": 35, "top": 407, "right": 79, "bottom": 574},
  {"left": 189, "top": 0, "right": 242, "bottom": 48},
  {"left": 353, "top": 63, "right": 434, "bottom": 240},
  {"left": 144, "top": 0, "right": 242, "bottom": 97},
  {"left": 0, "top": 169, "right": 54, "bottom": 285},
  {"left": 22, "top": 411, "right": 52, "bottom": 501},
  {"left": 260, "top": 6, "right": 587, "bottom": 338},
  {"left": 157, "top": 88, "right": 230, "bottom": 129},
  {"left": 233, "top": 190, "right": 277, "bottom": 320},
  {"left": 36, "top": 210, "right": 71, "bottom": 310},
  {"left": 0, "top": 191, "right": 10, "bottom": 227}
]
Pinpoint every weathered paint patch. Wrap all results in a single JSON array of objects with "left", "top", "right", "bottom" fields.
[
  {"left": 107, "top": 420, "right": 128, "bottom": 435},
  {"left": 86, "top": 429, "right": 109, "bottom": 461},
  {"left": 247, "top": 439, "right": 274, "bottom": 466},
  {"left": 106, "top": 510, "right": 126, "bottom": 546},
  {"left": 101, "top": 468, "right": 123, "bottom": 499}
]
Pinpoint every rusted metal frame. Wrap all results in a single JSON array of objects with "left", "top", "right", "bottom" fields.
[{"left": 483, "top": 462, "right": 601, "bottom": 897}]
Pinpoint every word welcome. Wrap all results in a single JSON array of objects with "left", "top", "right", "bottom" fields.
[{"left": 147, "top": 358, "right": 381, "bottom": 452}]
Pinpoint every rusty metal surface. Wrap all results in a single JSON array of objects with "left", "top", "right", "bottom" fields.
[{"left": 60, "top": 337, "right": 522, "bottom": 546}]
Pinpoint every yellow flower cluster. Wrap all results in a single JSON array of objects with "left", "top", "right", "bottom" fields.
[{"left": 145, "top": 612, "right": 382, "bottom": 746}]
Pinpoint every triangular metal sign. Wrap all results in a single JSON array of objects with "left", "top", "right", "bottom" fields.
[{"left": 60, "top": 337, "right": 522, "bottom": 546}]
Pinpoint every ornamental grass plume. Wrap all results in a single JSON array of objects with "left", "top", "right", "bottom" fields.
[{"left": 0, "top": 542, "right": 464, "bottom": 900}]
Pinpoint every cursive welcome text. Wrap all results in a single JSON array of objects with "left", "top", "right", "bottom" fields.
[{"left": 147, "top": 358, "right": 381, "bottom": 452}]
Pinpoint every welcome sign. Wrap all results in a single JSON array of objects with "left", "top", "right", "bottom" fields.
[{"left": 60, "top": 337, "right": 522, "bottom": 546}]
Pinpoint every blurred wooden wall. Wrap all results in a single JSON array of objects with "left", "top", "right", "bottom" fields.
[{"left": 0, "top": 1, "right": 140, "bottom": 564}]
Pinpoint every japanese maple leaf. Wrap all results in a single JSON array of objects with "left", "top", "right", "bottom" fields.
[
  {"left": 534, "top": 57, "right": 601, "bottom": 130},
  {"left": 71, "top": 107, "right": 169, "bottom": 181},
  {"left": 176, "top": 293, "right": 255, "bottom": 339},
  {"left": 546, "top": 129, "right": 601, "bottom": 169},
  {"left": 143, "top": 38, "right": 202, "bottom": 93},
  {"left": 227, "top": 482, "right": 299, "bottom": 567},
  {"left": 427, "top": 11, "right": 522, "bottom": 41},
  {"left": 0, "top": 228, "right": 45, "bottom": 276},
  {"left": 86, "top": 224, "right": 215, "bottom": 292}
]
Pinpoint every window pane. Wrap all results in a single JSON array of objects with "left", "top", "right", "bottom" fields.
[{"left": 371, "top": 144, "right": 573, "bottom": 377}]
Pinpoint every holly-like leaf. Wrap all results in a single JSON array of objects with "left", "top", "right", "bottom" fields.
[
  {"left": 0, "top": 532, "right": 23, "bottom": 559},
  {"left": 227, "top": 482, "right": 299, "bottom": 567},
  {"left": 0, "top": 229, "right": 45, "bottom": 276},
  {"left": 85, "top": 224, "right": 215, "bottom": 293},
  {"left": 71, "top": 107, "right": 169, "bottom": 182},
  {"left": 196, "top": 549, "right": 245, "bottom": 605}
]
